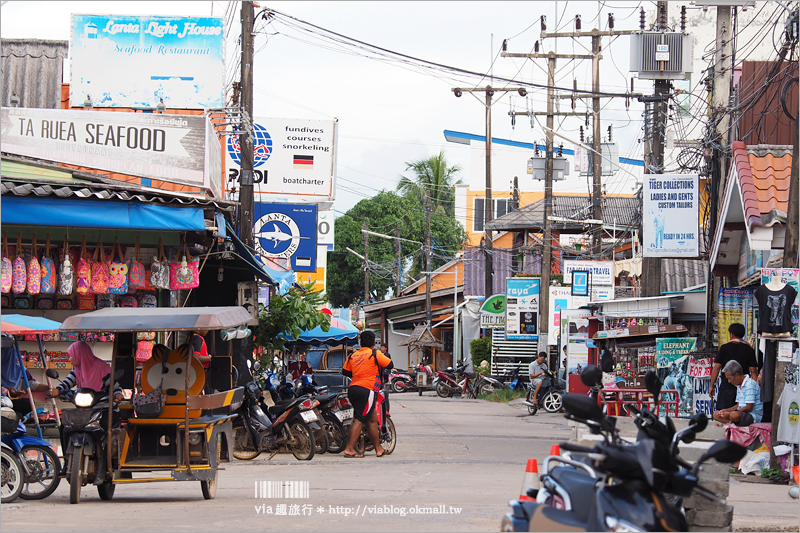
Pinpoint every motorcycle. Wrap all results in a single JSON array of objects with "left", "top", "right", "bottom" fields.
[
  {"left": 290, "top": 373, "right": 354, "bottom": 455},
  {"left": 1, "top": 407, "right": 26, "bottom": 503},
  {"left": 231, "top": 363, "right": 320, "bottom": 461},
  {"left": 435, "top": 363, "right": 470, "bottom": 398},
  {"left": 472, "top": 372, "right": 507, "bottom": 396},
  {"left": 389, "top": 368, "right": 416, "bottom": 393},
  {"left": 501, "top": 366, "right": 748, "bottom": 532},
  {"left": 505, "top": 367, "right": 527, "bottom": 392},
  {"left": 0, "top": 398, "right": 61, "bottom": 500},
  {"left": 354, "top": 385, "right": 396, "bottom": 456},
  {"left": 522, "top": 368, "right": 565, "bottom": 415}
]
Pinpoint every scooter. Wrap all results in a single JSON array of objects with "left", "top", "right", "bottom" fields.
[
  {"left": 0, "top": 398, "right": 61, "bottom": 500},
  {"left": 354, "top": 378, "right": 396, "bottom": 456},
  {"left": 505, "top": 367, "right": 527, "bottom": 392},
  {"left": 291, "top": 374, "right": 352, "bottom": 454},
  {"left": 435, "top": 363, "right": 470, "bottom": 398},
  {"left": 1, "top": 406, "right": 26, "bottom": 503},
  {"left": 389, "top": 369, "right": 416, "bottom": 393},
  {"left": 473, "top": 373, "right": 507, "bottom": 396},
  {"left": 522, "top": 368, "right": 565, "bottom": 415},
  {"left": 501, "top": 366, "right": 748, "bottom": 532}
]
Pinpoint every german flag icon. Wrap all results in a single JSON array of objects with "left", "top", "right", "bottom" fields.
[{"left": 293, "top": 155, "right": 313, "bottom": 169}]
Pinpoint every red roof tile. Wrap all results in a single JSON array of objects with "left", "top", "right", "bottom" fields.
[{"left": 730, "top": 141, "right": 792, "bottom": 229}]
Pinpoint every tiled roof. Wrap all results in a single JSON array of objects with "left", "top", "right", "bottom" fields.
[
  {"left": 485, "top": 194, "right": 638, "bottom": 232},
  {"left": 731, "top": 142, "right": 792, "bottom": 228}
]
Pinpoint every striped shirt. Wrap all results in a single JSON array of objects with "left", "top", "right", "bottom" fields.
[
  {"left": 736, "top": 374, "right": 763, "bottom": 423},
  {"left": 56, "top": 370, "right": 123, "bottom": 411}
]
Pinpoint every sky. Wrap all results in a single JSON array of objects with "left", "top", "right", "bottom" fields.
[{"left": 0, "top": 1, "right": 654, "bottom": 216}]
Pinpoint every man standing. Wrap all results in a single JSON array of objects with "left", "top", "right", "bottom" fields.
[
  {"left": 712, "top": 360, "right": 763, "bottom": 427},
  {"left": 710, "top": 323, "right": 758, "bottom": 410},
  {"left": 528, "top": 351, "right": 548, "bottom": 404},
  {"left": 342, "top": 330, "right": 393, "bottom": 458}
]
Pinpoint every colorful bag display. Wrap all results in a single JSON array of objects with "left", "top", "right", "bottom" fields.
[
  {"left": 96, "top": 293, "right": 115, "bottom": 309},
  {"left": 26, "top": 233, "right": 41, "bottom": 295},
  {"left": 76, "top": 236, "right": 92, "bottom": 295},
  {"left": 169, "top": 240, "right": 200, "bottom": 290},
  {"left": 40, "top": 234, "right": 57, "bottom": 294},
  {"left": 136, "top": 340, "right": 154, "bottom": 362},
  {"left": 58, "top": 235, "right": 74, "bottom": 296},
  {"left": 150, "top": 237, "right": 170, "bottom": 290},
  {"left": 56, "top": 295, "right": 75, "bottom": 310},
  {"left": 77, "top": 292, "right": 95, "bottom": 310},
  {"left": 12, "top": 234, "right": 27, "bottom": 295},
  {"left": 35, "top": 294, "right": 54, "bottom": 310},
  {"left": 90, "top": 238, "right": 109, "bottom": 294},
  {"left": 13, "top": 295, "right": 31, "bottom": 309},
  {"left": 108, "top": 237, "right": 129, "bottom": 295},
  {"left": 140, "top": 293, "right": 157, "bottom": 308},
  {"left": 128, "top": 237, "right": 146, "bottom": 290},
  {"left": 2, "top": 234, "right": 12, "bottom": 294}
]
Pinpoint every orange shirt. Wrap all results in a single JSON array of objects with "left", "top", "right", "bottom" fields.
[{"left": 343, "top": 347, "right": 392, "bottom": 391}]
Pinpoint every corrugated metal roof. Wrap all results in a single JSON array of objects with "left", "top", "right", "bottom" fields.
[
  {"left": 463, "top": 245, "right": 513, "bottom": 296},
  {"left": 2, "top": 39, "right": 67, "bottom": 109},
  {"left": 485, "top": 194, "right": 639, "bottom": 232},
  {"left": 661, "top": 259, "right": 707, "bottom": 293}
]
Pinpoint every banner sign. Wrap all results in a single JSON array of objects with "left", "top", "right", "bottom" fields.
[
  {"left": 317, "top": 210, "right": 335, "bottom": 251},
  {"left": 227, "top": 117, "right": 338, "bottom": 201},
  {"left": 548, "top": 287, "right": 572, "bottom": 345},
  {"left": 571, "top": 271, "right": 589, "bottom": 296},
  {"left": 656, "top": 338, "right": 697, "bottom": 418},
  {"left": 688, "top": 355, "right": 712, "bottom": 378},
  {"left": 70, "top": 15, "right": 224, "bottom": 109},
  {"left": 254, "top": 203, "right": 318, "bottom": 272},
  {"left": 506, "top": 278, "right": 540, "bottom": 341},
  {"left": 693, "top": 377, "right": 713, "bottom": 417},
  {"left": 480, "top": 294, "right": 506, "bottom": 329},
  {"left": 563, "top": 260, "right": 614, "bottom": 287},
  {"left": 1, "top": 107, "right": 221, "bottom": 193},
  {"left": 643, "top": 174, "right": 699, "bottom": 257}
]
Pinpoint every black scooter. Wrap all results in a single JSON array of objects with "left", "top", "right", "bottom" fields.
[{"left": 522, "top": 368, "right": 565, "bottom": 415}]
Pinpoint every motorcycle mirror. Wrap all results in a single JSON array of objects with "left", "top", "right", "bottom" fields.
[
  {"left": 681, "top": 431, "right": 697, "bottom": 444},
  {"left": 45, "top": 368, "right": 60, "bottom": 380},
  {"left": 253, "top": 361, "right": 261, "bottom": 372},
  {"left": 689, "top": 412, "right": 708, "bottom": 433},
  {"left": 580, "top": 365, "right": 602, "bottom": 387},
  {"left": 644, "top": 370, "right": 663, "bottom": 398},
  {"left": 562, "top": 393, "right": 603, "bottom": 422},
  {"left": 698, "top": 439, "right": 747, "bottom": 465}
]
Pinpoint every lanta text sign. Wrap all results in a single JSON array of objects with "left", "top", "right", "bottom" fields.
[
  {"left": 254, "top": 203, "right": 318, "bottom": 272},
  {"left": 643, "top": 174, "right": 699, "bottom": 257},
  {"left": 70, "top": 15, "right": 224, "bottom": 109},
  {"left": 227, "top": 117, "right": 338, "bottom": 202},
  {"left": 1, "top": 107, "right": 221, "bottom": 194},
  {"left": 506, "top": 278, "right": 540, "bottom": 341},
  {"left": 563, "top": 260, "right": 614, "bottom": 287}
]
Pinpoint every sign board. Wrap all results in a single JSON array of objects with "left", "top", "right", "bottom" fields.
[
  {"left": 560, "top": 308, "right": 592, "bottom": 391},
  {"left": 0, "top": 107, "right": 222, "bottom": 196},
  {"left": 254, "top": 203, "right": 318, "bottom": 272},
  {"left": 643, "top": 174, "right": 699, "bottom": 257},
  {"left": 656, "top": 338, "right": 697, "bottom": 418},
  {"left": 688, "top": 355, "right": 712, "bottom": 378},
  {"left": 317, "top": 210, "right": 335, "bottom": 251},
  {"left": 548, "top": 287, "right": 572, "bottom": 345},
  {"left": 563, "top": 260, "right": 614, "bottom": 287},
  {"left": 506, "top": 278, "right": 540, "bottom": 341},
  {"left": 571, "top": 270, "right": 590, "bottom": 296},
  {"left": 480, "top": 294, "right": 506, "bottom": 329},
  {"left": 227, "top": 117, "right": 338, "bottom": 202},
  {"left": 655, "top": 44, "right": 670, "bottom": 61},
  {"left": 70, "top": 15, "right": 224, "bottom": 109},
  {"left": 693, "top": 377, "right": 713, "bottom": 417}
]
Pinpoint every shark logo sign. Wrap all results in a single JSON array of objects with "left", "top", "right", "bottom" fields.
[{"left": 253, "top": 203, "right": 318, "bottom": 272}]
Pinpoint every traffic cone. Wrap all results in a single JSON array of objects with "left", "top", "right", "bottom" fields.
[
  {"left": 519, "top": 459, "right": 540, "bottom": 501},
  {"left": 550, "top": 444, "right": 560, "bottom": 456}
]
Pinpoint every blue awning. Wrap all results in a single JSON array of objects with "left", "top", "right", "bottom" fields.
[{"left": 1, "top": 196, "right": 206, "bottom": 231}]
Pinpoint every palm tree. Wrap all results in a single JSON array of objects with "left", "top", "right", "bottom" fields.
[{"left": 396, "top": 151, "right": 462, "bottom": 216}]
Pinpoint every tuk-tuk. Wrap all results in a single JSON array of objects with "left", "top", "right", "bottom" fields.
[{"left": 56, "top": 306, "right": 248, "bottom": 503}]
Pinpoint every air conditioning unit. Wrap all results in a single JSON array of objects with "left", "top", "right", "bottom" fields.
[{"left": 630, "top": 32, "right": 693, "bottom": 80}]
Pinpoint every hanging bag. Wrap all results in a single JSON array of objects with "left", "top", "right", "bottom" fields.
[
  {"left": 150, "top": 237, "right": 170, "bottom": 290},
  {"left": 128, "top": 237, "right": 146, "bottom": 290},
  {"left": 76, "top": 235, "right": 92, "bottom": 294},
  {"left": 58, "top": 235, "right": 75, "bottom": 296},
  {"left": 40, "top": 234, "right": 57, "bottom": 294},
  {"left": 90, "top": 237, "right": 109, "bottom": 294},
  {"left": 11, "top": 234, "right": 26, "bottom": 295},
  {"left": 107, "top": 237, "right": 129, "bottom": 295},
  {"left": 26, "top": 233, "right": 41, "bottom": 295},
  {"left": 169, "top": 239, "right": 200, "bottom": 290},
  {"left": 2, "top": 234, "right": 12, "bottom": 294},
  {"left": 133, "top": 347, "right": 167, "bottom": 417}
]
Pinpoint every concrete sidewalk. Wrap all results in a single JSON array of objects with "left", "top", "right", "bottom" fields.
[{"left": 729, "top": 476, "right": 799, "bottom": 532}]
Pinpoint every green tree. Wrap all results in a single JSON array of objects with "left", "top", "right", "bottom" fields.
[
  {"left": 327, "top": 191, "right": 466, "bottom": 307},
  {"left": 396, "top": 150, "right": 462, "bottom": 216},
  {"left": 470, "top": 336, "right": 492, "bottom": 370},
  {"left": 254, "top": 281, "right": 330, "bottom": 364}
]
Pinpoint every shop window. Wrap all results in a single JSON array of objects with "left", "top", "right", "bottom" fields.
[{"left": 473, "top": 198, "right": 511, "bottom": 232}]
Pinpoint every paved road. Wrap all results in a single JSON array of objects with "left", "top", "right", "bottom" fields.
[{"left": 2, "top": 393, "right": 571, "bottom": 532}]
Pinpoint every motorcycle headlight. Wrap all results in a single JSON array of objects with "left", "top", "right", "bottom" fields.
[
  {"left": 605, "top": 516, "right": 645, "bottom": 532},
  {"left": 75, "top": 392, "right": 95, "bottom": 408}
]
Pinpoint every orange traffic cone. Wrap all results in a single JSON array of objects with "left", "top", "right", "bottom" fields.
[
  {"left": 550, "top": 444, "right": 560, "bottom": 456},
  {"left": 519, "top": 459, "right": 540, "bottom": 501}
]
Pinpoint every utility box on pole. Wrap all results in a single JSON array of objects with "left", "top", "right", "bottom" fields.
[{"left": 629, "top": 32, "right": 693, "bottom": 80}]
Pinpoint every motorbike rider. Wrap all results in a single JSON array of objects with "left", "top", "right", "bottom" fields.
[
  {"left": 528, "top": 352, "right": 548, "bottom": 404},
  {"left": 342, "top": 330, "right": 393, "bottom": 458}
]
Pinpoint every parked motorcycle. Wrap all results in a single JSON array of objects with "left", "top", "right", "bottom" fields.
[
  {"left": 389, "top": 368, "right": 416, "bottom": 393},
  {"left": 291, "top": 373, "right": 353, "bottom": 454},
  {"left": 522, "top": 368, "right": 565, "bottom": 415},
  {"left": 505, "top": 367, "right": 527, "bottom": 392},
  {"left": 0, "top": 399, "right": 61, "bottom": 500},
  {"left": 501, "top": 366, "right": 748, "bottom": 532},
  {"left": 231, "top": 364, "right": 320, "bottom": 461},
  {"left": 1, "top": 407, "right": 26, "bottom": 503},
  {"left": 472, "top": 372, "right": 507, "bottom": 396},
  {"left": 435, "top": 363, "right": 470, "bottom": 398}
]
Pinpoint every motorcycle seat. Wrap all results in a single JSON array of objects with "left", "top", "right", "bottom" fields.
[
  {"left": 268, "top": 399, "right": 301, "bottom": 416},
  {"left": 549, "top": 467, "right": 597, "bottom": 522},
  {"left": 316, "top": 393, "right": 336, "bottom": 406}
]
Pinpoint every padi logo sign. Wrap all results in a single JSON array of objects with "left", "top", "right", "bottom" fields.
[{"left": 227, "top": 123, "right": 273, "bottom": 168}]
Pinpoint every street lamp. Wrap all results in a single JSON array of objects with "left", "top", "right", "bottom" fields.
[
  {"left": 83, "top": 95, "right": 93, "bottom": 111},
  {"left": 9, "top": 94, "right": 20, "bottom": 107},
  {"left": 156, "top": 98, "right": 166, "bottom": 114}
]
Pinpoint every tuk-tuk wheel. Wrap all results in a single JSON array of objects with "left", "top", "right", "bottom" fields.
[
  {"left": 97, "top": 480, "right": 115, "bottom": 500},
  {"left": 201, "top": 471, "right": 218, "bottom": 500}
]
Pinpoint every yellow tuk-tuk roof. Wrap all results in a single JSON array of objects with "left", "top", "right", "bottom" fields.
[{"left": 60, "top": 306, "right": 254, "bottom": 332}]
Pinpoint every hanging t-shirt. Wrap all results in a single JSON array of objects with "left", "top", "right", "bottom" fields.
[
  {"left": 776, "top": 384, "right": 799, "bottom": 444},
  {"left": 754, "top": 284, "right": 798, "bottom": 334}
]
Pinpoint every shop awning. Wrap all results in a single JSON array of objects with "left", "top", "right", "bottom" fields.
[
  {"left": 593, "top": 323, "right": 688, "bottom": 340},
  {"left": 1, "top": 196, "right": 205, "bottom": 231}
]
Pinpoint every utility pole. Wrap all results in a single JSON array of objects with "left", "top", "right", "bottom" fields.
[
  {"left": 425, "top": 191, "right": 433, "bottom": 326},
  {"left": 452, "top": 85, "right": 529, "bottom": 299},
  {"left": 239, "top": 1, "right": 255, "bottom": 248},
  {"left": 363, "top": 220, "right": 369, "bottom": 305},
  {"left": 591, "top": 32, "right": 603, "bottom": 257},
  {"left": 539, "top": 53, "right": 556, "bottom": 348},
  {"left": 395, "top": 225, "right": 402, "bottom": 297}
]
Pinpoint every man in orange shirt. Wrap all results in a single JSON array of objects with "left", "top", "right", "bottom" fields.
[{"left": 342, "top": 330, "right": 393, "bottom": 458}]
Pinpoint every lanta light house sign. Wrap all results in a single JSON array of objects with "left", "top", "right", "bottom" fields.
[{"left": 254, "top": 203, "right": 318, "bottom": 272}]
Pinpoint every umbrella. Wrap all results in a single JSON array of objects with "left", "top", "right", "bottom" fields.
[
  {"left": 283, "top": 317, "right": 360, "bottom": 348},
  {"left": 1, "top": 314, "right": 62, "bottom": 335}
]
